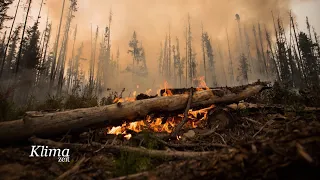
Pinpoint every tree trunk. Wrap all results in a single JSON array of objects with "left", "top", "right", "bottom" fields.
[{"left": 0, "top": 83, "right": 268, "bottom": 142}]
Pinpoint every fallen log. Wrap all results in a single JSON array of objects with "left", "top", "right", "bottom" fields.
[
  {"left": 0, "top": 82, "right": 269, "bottom": 142},
  {"left": 160, "top": 80, "right": 270, "bottom": 96}
]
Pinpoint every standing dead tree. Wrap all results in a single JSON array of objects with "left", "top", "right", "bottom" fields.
[
  {"left": 67, "top": 25, "right": 77, "bottom": 93},
  {"left": 187, "top": 14, "right": 196, "bottom": 86},
  {"left": 253, "top": 25, "right": 264, "bottom": 77},
  {"left": 201, "top": 24, "right": 207, "bottom": 83},
  {"left": 56, "top": 0, "right": 78, "bottom": 96},
  {"left": 15, "top": 0, "right": 32, "bottom": 77},
  {"left": 89, "top": 26, "right": 98, "bottom": 95},
  {"left": 226, "top": 29, "right": 234, "bottom": 85},
  {"left": 50, "top": 0, "right": 66, "bottom": 92},
  {"left": 0, "top": 0, "right": 21, "bottom": 78}
]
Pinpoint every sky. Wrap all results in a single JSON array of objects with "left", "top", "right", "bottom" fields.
[
  {"left": 291, "top": 0, "right": 320, "bottom": 33},
  {"left": 4, "top": 0, "right": 320, "bottom": 90}
]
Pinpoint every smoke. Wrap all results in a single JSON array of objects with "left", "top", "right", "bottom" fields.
[{"left": 43, "top": 0, "right": 297, "bottom": 92}]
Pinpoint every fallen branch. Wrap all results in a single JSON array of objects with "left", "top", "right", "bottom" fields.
[
  {"left": 56, "top": 157, "right": 87, "bottom": 180},
  {"left": 153, "top": 137, "right": 229, "bottom": 149},
  {"left": 253, "top": 120, "right": 275, "bottom": 138},
  {"left": 170, "top": 88, "right": 194, "bottom": 138},
  {"left": 108, "top": 171, "right": 150, "bottom": 180},
  {"left": 228, "top": 102, "right": 320, "bottom": 113},
  {"left": 29, "top": 136, "right": 98, "bottom": 151},
  {"left": 29, "top": 136, "right": 216, "bottom": 160},
  {"left": 0, "top": 82, "right": 268, "bottom": 142}
]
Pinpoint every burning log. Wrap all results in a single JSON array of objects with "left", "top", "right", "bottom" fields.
[{"left": 0, "top": 82, "right": 269, "bottom": 143}]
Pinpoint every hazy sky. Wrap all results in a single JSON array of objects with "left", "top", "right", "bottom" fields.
[
  {"left": 4, "top": 0, "right": 320, "bottom": 89},
  {"left": 291, "top": 0, "right": 320, "bottom": 32}
]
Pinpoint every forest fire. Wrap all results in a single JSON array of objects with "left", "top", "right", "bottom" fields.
[{"left": 2, "top": 0, "right": 320, "bottom": 178}]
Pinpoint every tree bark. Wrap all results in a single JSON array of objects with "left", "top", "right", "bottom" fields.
[{"left": 0, "top": 83, "right": 268, "bottom": 142}]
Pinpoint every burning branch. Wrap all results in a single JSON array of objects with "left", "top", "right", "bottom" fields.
[{"left": 170, "top": 87, "right": 193, "bottom": 138}]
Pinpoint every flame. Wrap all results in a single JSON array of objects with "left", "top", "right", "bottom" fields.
[
  {"left": 106, "top": 105, "right": 214, "bottom": 140},
  {"left": 163, "top": 89, "right": 173, "bottom": 96},
  {"left": 113, "top": 96, "right": 136, "bottom": 103},
  {"left": 162, "top": 81, "right": 173, "bottom": 96},
  {"left": 195, "top": 76, "right": 209, "bottom": 90},
  {"left": 145, "top": 89, "right": 152, "bottom": 95},
  {"left": 136, "top": 85, "right": 140, "bottom": 89},
  {"left": 124, "top": 134, "right": 132, "bottom": 140},
  {"left": 107, "top": 78, "right": 215, "bottom": 140},
  {"left": 108, "top": 126, "right": 123, "bottom": 135}
]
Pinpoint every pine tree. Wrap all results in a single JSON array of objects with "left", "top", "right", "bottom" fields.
[
  {"left": 128, "top": 31, "right": 139, "bottom": 77},
  {"left": 116, "top": 47, "right": 120, "bottom": 76},
  {"left": 253, "top": 25, "right": 264, "bottom": 76},
  {"left": 50, "top": 0, "right": 67, "bottom": 91},
  {"left": 201, "top": 24, "right": 207, "bottom": 83},
  {"left": 0, "top": 31, "right": 7, "bottom": 75},
  {"left": 226, "top": 29, "right": 234, "bottom": 85},
  {"left": 158, "top": 43, "right": 163, "bottom": 76},
  {"left": 0, "top": 0, "right": 21, "bottom": 78},
  {"left": 163, "top": 34, "right": 168, "bottom": 78},
  {"left": 15, "top": 0, "right": 32, "bottom": 77},
  {"left": 4, "top": 25, "right": 21, "bottom": 75},
  {"left": 265, "top": 26, "right": 280, "bottom": 81},
  {"left": 202, "top": 32, "right": 216, "bottom": 86},
  {"left": 276, "top": 17, "right": 291, "bottom": 86},
  {"left": 21, "top": 22, "right": 41, "bottom": 70},
  {"left": 56, "top": 0, "right": 78, "bottom": 96},
  {"left": 238, "top": 54, "right": 249, "bottom": 84},
  {"left": 16, "top": 21, "right": 42, "bottom": 103},
  {"left": 174, "top": 37, "right": 184, "bottom": 87},
  {"left": 187, "top": 14, "right": 196, "bottom": 86},
  {"left": 299, "top": 32, "right": 319, "bottom": 88},
  {"left": 0, "top": 0, "right": 13, "bottom": 31},
  {"left": 72, "top": 43, "right": 84, "bottom": 94}
]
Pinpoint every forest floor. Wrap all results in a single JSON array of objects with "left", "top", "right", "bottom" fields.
[{"left": 1, "top": 84, "right": 320, "bottom": 180}]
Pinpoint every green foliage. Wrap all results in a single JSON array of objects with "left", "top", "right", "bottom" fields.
[
  {"left": 21, "top": 22, "right": 41, "bottom": 70},
  {"left": 299, "top": 32, "right": 319, "bottom": 88}
]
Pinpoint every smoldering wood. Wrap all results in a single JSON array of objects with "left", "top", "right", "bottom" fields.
[
  {"left": 159, "top": 80, "right": 270, "bottom": 96},
  {"left": 0, "top": 82, "right": 269, "bottom": 142},
  {"left": 170, "top": 88, "right": 194, "bottom": 138}
]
